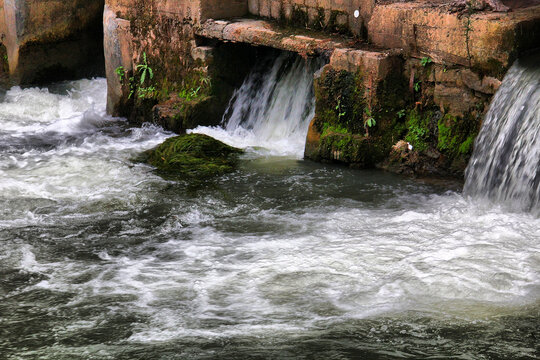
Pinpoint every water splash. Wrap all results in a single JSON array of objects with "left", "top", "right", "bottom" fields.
[
  {"left": 192, "top": 53, "right": 325, "bottom": 158},
  {"left": 464, "top": 53, "right": 540, "bottom": 214}
]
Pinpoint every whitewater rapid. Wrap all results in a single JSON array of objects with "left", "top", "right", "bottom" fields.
[{"left": 0, "top": 77, "right": 538, "bottom": 359}]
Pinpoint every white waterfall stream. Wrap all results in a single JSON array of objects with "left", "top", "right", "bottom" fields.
[{"left": 465, "top": 53, "right": 540, "bottom": 215}]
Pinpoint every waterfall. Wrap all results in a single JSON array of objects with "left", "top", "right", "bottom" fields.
[
  {"left": 464, "top": 53, "right": 540, "bottom": 214},
  {"left": 192, "top": 52, "right": 325, "bottom": 158}
]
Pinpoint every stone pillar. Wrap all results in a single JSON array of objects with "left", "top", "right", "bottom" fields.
[{"left": 103, "top": 5, "right": 133, "bottom": 116}]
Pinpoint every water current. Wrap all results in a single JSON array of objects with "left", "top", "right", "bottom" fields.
[
  {"left": 465, "top": 52, "right": 540, "bottom": 215},
  {"left": 0, "top": 59, "right": 538, "bottom": 359}
]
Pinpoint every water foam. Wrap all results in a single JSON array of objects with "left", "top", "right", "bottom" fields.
[
  {"left": 192, "top": 53, "right": 324, "bottom": 158},
  {"left": 465, "top": 53, "right": 540, "bottom": 214}
]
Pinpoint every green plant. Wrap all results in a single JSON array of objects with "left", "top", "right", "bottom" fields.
[
  {"left": 364, "top": 108, "right": 376, "bottom": 136},
  {"left": 397, "top": 109, "right": 406, "bottom": 119},
  {"left": 405, "top": 110, "right": 431, "bottom": 152},
  {"left": 335, "top": 98, "right": 346, "bottom": 121},
  {"left": 137, "top": 52, "right": 154, "bottom": 86},
  {"left": 420, "top": 57, "right": 432, "bottom": 67},
  {"left": 322, "top": 122, "right": 349, "bottom": 135},
  {"left": 123, "top": 52, "right": 157, "bottom": 100},
  {"left": 178, "top": 86, "right": 202, "bottom": 102},
  {"left": 138, "top": 86, "right": 156, "bottom": 99},
  {"left": 115, "top": 66, "right": 125, "bottom": 82},
  {"left": 464, "top": 2, "right": 475, "bottom": 66},
  {"left": 414, "top": 81, "right": 421, "bottom": 92}
]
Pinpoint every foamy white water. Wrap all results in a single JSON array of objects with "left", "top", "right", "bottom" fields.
[
  {"left": 192, "top": 53, "right": 324, "bottom": 158},
  {"left": 0, "top": 78, "right": 172, "bottom": 227},
  {"left": 465, "top": 53, "right": 540, "bottom": 215},
  {"left": 1, "top": 78, "right": 538, "bottom": 359}
]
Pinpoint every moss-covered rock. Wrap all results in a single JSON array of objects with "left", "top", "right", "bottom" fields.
[
  {"left": 306, "top": 62, "right": 408, "bottom": 168},
  {"left": 143, "top": 134, "right": 243, "bottom": 178}
]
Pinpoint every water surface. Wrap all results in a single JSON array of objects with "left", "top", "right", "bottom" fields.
[{"left": 0, "top": 79, "right": 538, "bottom": 359}]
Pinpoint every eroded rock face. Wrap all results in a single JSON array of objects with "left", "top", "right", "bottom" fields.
[{"left": 0, "top": 0, "right": 105, "bottom": 85}]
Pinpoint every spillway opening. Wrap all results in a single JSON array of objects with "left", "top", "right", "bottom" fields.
[{"left": 192, "top": 38, "right": 327, "bottom": 158}]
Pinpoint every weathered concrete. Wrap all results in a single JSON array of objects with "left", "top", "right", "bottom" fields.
[
  {"left": 103, "top": 5, "right": 133, "bottom": 115},
  {"left": 368, "top": 2, "right": 540, "bottom": 72},
  {"left": 247, "top": 0, "right": 373, "bottom": 37},
  {"left": 0, "top": 0, "right": 105, "bottom": 84},
  {"left": 196, "top": 18, "right": 354, "bottom": 56}
]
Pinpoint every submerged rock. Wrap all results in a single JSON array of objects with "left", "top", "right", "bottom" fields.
[{"left": 143, "top": 134, "right": 243, "bottom": 178}]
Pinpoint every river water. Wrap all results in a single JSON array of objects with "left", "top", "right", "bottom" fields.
[{"left": 0, "top": 76, "right": 539, "bottom": 359}]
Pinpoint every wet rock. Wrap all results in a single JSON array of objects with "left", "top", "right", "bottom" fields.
[{"left": 142, "top": 134, "right": 243, "bottom": 178}]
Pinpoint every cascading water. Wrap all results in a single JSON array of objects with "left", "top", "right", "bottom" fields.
[
  {"left": 464, "top": 53, "right": 540, "bottom": 214},
  {"left": 192, "top": 53, "right": 324, "bottom": 157}
]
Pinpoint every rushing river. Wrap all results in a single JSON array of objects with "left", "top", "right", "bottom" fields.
[{"left": 0, "top": 77, "right": 539, "bottom": 360}]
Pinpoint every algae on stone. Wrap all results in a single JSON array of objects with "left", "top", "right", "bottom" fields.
[{"left": 143, "top": 134, "right": 243, "bottom": 178}]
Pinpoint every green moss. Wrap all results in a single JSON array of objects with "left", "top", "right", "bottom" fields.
[
  {"left": 321, "top": 122, "right": 350, "bottom": 136},
  {"left": 404, "top": 109, "right": 432, "bottom": 152},
  {"left": 459, "top": 135, "right": 475, "bottom": 155},
  {"left": 314, "top": 67, "right": 365, "bottom": 134},
  {"left": 142, "top": 134, "right": 243, "bottom": 178},
  {"left": 437, "top": 114, "right": 478, "bottom": 157}
]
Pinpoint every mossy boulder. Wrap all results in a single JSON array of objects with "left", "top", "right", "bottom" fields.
[{"left": 143, "top": 134, "right": 243, "bottom": 178}]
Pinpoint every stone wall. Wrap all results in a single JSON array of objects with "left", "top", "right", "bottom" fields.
[
  {"left": 104, "top": 0, "right": 258, "bottom": 130},
  {"left": 201, "top": 0, "right": 248, "bottom": 21},
  {"left": 247, "top": 0, "right": 373, "bottom": 36}
]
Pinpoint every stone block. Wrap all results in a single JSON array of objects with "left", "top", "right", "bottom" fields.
[
  {"left": 248, "top": 0, "right": 260, "bottom": 15},
  {"left": 368, "top": 2, "right": 540, "bottom": 74},
  {"left": 260, "top": 0, "right": 271, "bottom": 17},
  {"left": 271, "top": 1, "right": 282, "bottom": 19}
]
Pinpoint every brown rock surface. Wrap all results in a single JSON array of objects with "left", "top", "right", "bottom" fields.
[{"left": 368, "top": 2, "right": 540, "bottom": 73}]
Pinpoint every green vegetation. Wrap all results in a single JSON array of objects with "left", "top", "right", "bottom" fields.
[
  {"left": 115, "top": 66, "right": 126, "bottom": 82},
  {"left": 321, "top": 122, "right": 350, "bottom": 136},
  {"left": 464, "top": 2, "right": 475, "bottom": 67},
  {"left": 177, "top": 72, "right": 211, "bottom": 102},
  {"left": 364, "top": 108, "right": 377, "bottom": 136},
  {"left": 420, "top": 57, "right": 433, "bottom": 67},
  {"left": 115, "top": 53, "right": 157, "bottom": 100},
  {"left": 133, "top": 52, "right": 156, "bottom": 99},
  {"left": 437, "top": 114, "right": 477, "bottom": 156},
  {"left": 314, "top": 68, "right": 367, "bottom": 134},
  {"left": 335, "top": 98, "right": 346, "bottom": 122},
  {"left": 143, "top": 134, "right": 243, "bottom": 178},
  {"left": 136, "top": 52, "right": 154, "bottom": 86},
  {"left": 404, "top": 109, "right": 431, "bottom": 152}
]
